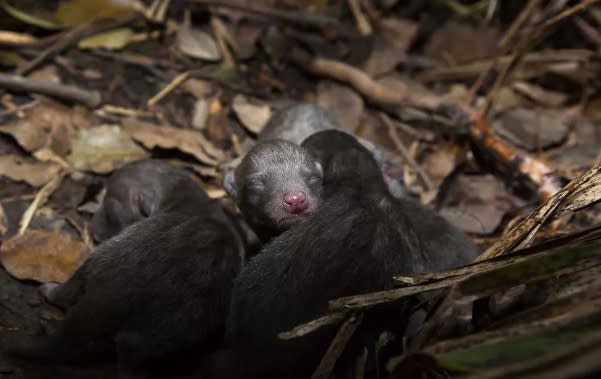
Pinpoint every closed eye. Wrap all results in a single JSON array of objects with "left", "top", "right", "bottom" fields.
[{"left": 307, "top": 175, "right": 322, "bottom": 185}]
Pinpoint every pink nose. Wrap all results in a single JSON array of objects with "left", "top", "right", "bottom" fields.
[{"left": 283, "top": 191, "right": 308, "bottom": 213}]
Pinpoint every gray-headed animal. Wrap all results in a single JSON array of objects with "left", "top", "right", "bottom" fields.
[
  {"left": 223, "top": 140, "right": 323, "bottom": 243},
  {"left": 257, "top": 102, "right": 341, "bottom": 144},
  {"left": 205, "top": 130, "right": 479, "bottom": 378},
  {"left": 6, "top": 160, "right": 246, "bottom": 378}
]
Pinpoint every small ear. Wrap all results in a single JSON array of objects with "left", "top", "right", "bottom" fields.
[
  {"left": 315, "top": 162, "right": 323, "bottom": 178},
  {"left": 133, "top": 190, "right": 155, "bottom": 218},
  {"left": 223, "top": 172, "right": 237, "bottom": 198}
]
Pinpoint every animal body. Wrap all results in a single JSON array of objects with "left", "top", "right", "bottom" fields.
[
  {"left": 206, "top": 130, "right": 479, "bottom": 378},
  {"left": 91, "top": 159, "right": 197, "bottom": 242},
  {"left": 6, "top": 160, "right": 246, "bottom": 378}
]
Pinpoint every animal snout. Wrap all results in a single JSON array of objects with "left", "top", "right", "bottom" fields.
[{"left": 283, "top": 191, "right": 308, "bottom": 213}]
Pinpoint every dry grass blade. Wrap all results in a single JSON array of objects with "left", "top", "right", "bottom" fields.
[
  {"left": 311, "top": 312, "right": 363, "bottom": 379},
  {"left": 18, "top": 169, "right": 67, "bottom": 236},
  {"left": 476, "top": 164, "right": 601, "bottom": 262}
]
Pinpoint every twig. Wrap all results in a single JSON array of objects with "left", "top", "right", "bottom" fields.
[
  {"left": 498, "top": 0, "right": 542, "bottom": 49},
  {"left": 311, "top": 313, "right": 363, "bottom": 379},
  {"left": 18, "top": 170, "right": 67, "bottom": 236},
  {"left": 0, "top": 73, "right": 102, "bottom": 108},
  {"left": 187, "top": 0, "right": 341, "bottom": 30},
  {"left": 17, "top": 14, "right": 142, "bottom": 76},
  {"left": 543, "top": 0, "right": 601, "bottom": 28},
  {"left": 0, "top": 99, "right": 38, "bottom": 117},
  {"left": 381, "top": 113, "right": 434, "bottom": 191},
  {"left": 347, "top": 0, "right": 372, "bottom": 35},
  {"left": 279, "top": 311, "right": 347, "bottom": 340},
  {"left": 147, "top": 71, "right": 190, "bottom": 106}
]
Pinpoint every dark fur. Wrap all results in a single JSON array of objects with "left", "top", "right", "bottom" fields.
[
  {"left": 7, "top": 160, "right": 246, "bottom": 378},
  {"left": 91, "top": 159, "right": 200, "bottom": 242},
  {"left": 205, "top": 131, "right": 479, "bottom": 378},
  {"left": 223, "top": 140, "right": 323, "bottom": 242}
]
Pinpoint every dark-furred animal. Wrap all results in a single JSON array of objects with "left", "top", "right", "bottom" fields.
[
  {"left": 206, "top": 130, "right": 479, "bottom": 378},
  {"left": 223, "top": 140, "right": 323, "bottom": 242},
  {"left": 6, "top": 160, "right": 246, "bottom": 378},
  {"left": 91, "top": 159, "right": 199, "bottom": 242}
]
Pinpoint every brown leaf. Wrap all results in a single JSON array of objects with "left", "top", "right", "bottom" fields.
[
  {"left": 378, "top": 17, "right": 419, "bottom": 51},
  {"left": 232, "top": 94, "right": 271, "bottom": 134},
  {"left": 0, "top": 101, "right": 93, "bottom": 157},
  {"left": 0, "top": 229, "right": 89, "bottom": 283},
  {"left": 0, "top": 155, "right": 61, "bottom": 187},
  {"left": 177, "top": 25, "right": 221, "bottom": 61},
  {"left": 122, "top": 118, "right": 224, "bottom": 165},
  {"left": 67, "top": 124, "right": 149, "bottom": 174},
  {"left": 317, "top": 81, "right": 364, "bottom": 134},
  {"left": 0, "top": 202, "right": 7, "bottom": 237},
  {"left": 424, "top": 21, "right": 500, "bottom": 64}
]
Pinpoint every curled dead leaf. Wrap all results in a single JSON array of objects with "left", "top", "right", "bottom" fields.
[
  {"left": 67, "top": 124, "right": 149, "bottom": 174},
  {"left": 122, "top": 118, "right": 224, "bottom": 165},
  {"left": 232, "top": 94, "right": 271, "bottom": 134},
  {"left": 0, "top": 155, "right": 61, "bottom": 187},
  {"left": 177, "top": 25, "right": 221, "bottom": 61},
  {"left": 0, "top": 229, "right": 89, "bottom": 283}
]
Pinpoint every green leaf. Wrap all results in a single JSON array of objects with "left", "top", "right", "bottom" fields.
[
  {"left": 78, "top": 28, "right": 134, "bottom": 50},
  {"left": 0, "top": 0, "right": 64, "bottom": 30}
]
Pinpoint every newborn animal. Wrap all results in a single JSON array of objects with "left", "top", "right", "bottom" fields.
[
  {"left": 205, "top": 130, "right": 479, "bottom": 378},
  {"left": 91, "top": 159, "right": 196, "bottom": 242},
  {"left": 6, "top": 160, "right": 246, "bottom": 378}
]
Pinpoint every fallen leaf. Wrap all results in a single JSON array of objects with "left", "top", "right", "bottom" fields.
[
  {"left": 0, "top": 101, "right": 92, "bottom": 157},
  {"left": 0, "top": 50, "right": 26, "bottom": 67},
  {"left": 55, "top": 0, "right": 137, "bottom": 27},
  {"left": 122, "top": 118, "right": 224, "bottom": 165},
  {"left": 0, "top": 202, "right": 7, "bottom": 236},
  {"left": 492, "top": 108, "right": 569, "bottom": 151},
  {"left": 424, "top": 21, "right": 500, "bottom": 64},
  {"left": 438, "top": 175, "right": 522, "bottom": 235},
  {"left": 192, "top": 98, "right": 210, "bottom": 130},
  {"left": 67, "top": 124, "right": 149, "bottom": 174},
  {"left": 177, "top": 25, "right": 221, "bottom": 61},
  {"left": 232, "top": 94, "right": 271, "bottom": 134},
  {"left": 0, "top": 155, "right": 61, "bottom": 187},
  {"left": 512, "top": 81, "right": 567, "bottom": 108},
  {"left": 0, "top": 0, "right": 64, "bottom": 30},
  {"left": 378, "top": 17, "right": 419, "bottom": 51},
  {"left": 317, "top": 81, "right": 364, "bottom": 133},
  {"left": 78, "top": 28, "right": 134, "bottom": 50},
  {"left": 361, "top": 39, "right": 407, "bottom": 77},
  {"left": 181, "top": 78, "right": 214, "bottom": 98},
  {"left": 0, "top": 229, "right": 89, "bottom": 283},
  {"left": 422, "top": 144, "right": 456, "bottom": 187},
  {"left": 234, "top": 22, "right": 263, "bottom": 59}
]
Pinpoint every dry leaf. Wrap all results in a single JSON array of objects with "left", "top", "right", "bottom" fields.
[
  {"left": 177, "top": 25, "right": 221, "bottom": 61},
  {"left": 378, "top": 17, "right": 419, "bottom": 51},
  {"left": 0, "top": 202, "right": 7, "bottom": 236},
  {"left": 55, "top": 0, "right": 138, "bottom": 27},
  {"left": 317, "top": 81, "right": 364, "bottom": 134},
  {"left": 192, "top": 98, "right": 210, "bottom": 130},
  {"left": 122, "top": 118, "right": 224, "bottom": 165},
  {"left": 0, "top": 229, "right": 89, "bottom": 283},
  {"left": 0, "top": 155, "right": 61, "bottom": 187},
  {"left": 232, "top": 94, "right": 271, "bottom": 134},
  {"left": 78, "top": 28, "right": 134, "bottom": 50},
  {"left": 0, "top": 101, "right": 92, "bottom": 157},
  {"left": 67, "top": 124, "right": 149, "bottom": 174},
  {"left": 492, "top": 108, "right": 569, "bottom": 151}
]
